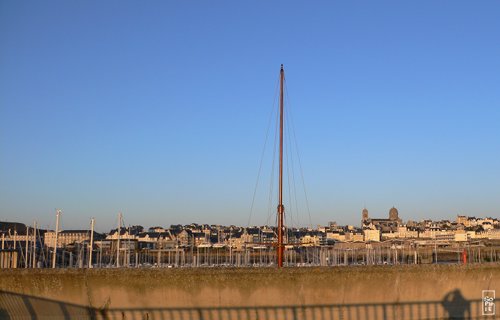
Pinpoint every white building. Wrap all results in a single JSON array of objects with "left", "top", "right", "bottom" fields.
[
  {"left": 363, "top": 229, "right": 380, "bottom": 242},
  {"left": 44, "top": 230, "right": 90, "bottom": 248}
]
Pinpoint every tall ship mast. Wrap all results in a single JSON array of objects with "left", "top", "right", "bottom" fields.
[{"left": 277, "top": 64, "right": 285, "bottom": 268}]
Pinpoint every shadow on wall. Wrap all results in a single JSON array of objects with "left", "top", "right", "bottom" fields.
[{"left": 0, "top": 289, "right": 488, "bottom": 320}]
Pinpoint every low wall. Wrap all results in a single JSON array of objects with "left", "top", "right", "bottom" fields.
[{"left": 0, "top": 265, "right": 498, "bottom": 319}]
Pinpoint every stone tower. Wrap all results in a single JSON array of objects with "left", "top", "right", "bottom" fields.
[
  {"left": 389, "top": 207, "right": 399, "bottom": 221},
  {"left": 361, "top": 208, "right": 369, "bottom": 226},
  {"left": 362, "top": 208, "right": 369, "bottom": 221}
]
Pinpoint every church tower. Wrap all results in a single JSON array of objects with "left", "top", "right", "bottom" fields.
[
  {"left": 389, "top": 207, "right": 399, "bottom": 221},
  {"left": 361, "top": 208, "right": 369, "bottom": 226}
]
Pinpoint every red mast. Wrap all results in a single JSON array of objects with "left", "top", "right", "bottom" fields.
[{"left": 277, "top": 64, "right": 285, "bottom": 268}]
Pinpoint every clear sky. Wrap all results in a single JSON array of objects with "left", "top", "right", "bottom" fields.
[{"left": 1, "top": 1, "right": 499, "bottom": 232}]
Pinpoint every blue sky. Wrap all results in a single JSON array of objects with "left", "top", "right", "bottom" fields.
[{"left": 1, "top": 1, "right": 499, "bottom": 232}]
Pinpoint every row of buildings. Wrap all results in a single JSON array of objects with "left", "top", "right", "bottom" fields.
[
  {"left": 1, "top": 209, "right": 499, "bottom": 251},
  {"left": 360, "top": 207, "right": 500, "bottom": 242}
]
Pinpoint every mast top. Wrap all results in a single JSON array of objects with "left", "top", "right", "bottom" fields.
[{"left": 281, "top": 64, "right": 284, "bottom": 70}]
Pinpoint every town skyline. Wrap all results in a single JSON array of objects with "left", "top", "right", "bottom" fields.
[
  {"left": 3, "top": 207, "right": 498, "bottom": 234},
  {"left": 2, "top": 211, "right": 498, "bottom": 258}
]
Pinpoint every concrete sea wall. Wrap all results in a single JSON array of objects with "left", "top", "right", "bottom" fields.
[{"left": 0, "top": 264, "right": 499, "bottom": 319}]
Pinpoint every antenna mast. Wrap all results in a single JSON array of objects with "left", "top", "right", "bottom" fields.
[{"left": 277, "top": 64, "right": 285, "bottom": 268}]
